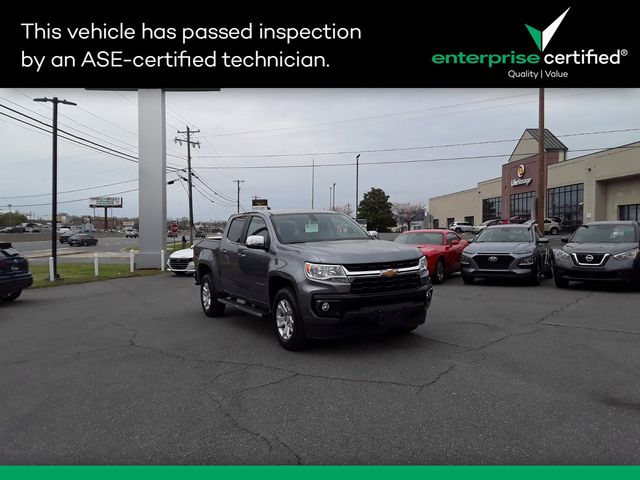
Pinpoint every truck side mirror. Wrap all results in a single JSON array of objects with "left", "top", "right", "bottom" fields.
[
  {"left": 368, "top": 230, "right": 379, "bottom": 239},
  {"left": 246, "top": 235, "right": 267, "bottom": 249}
]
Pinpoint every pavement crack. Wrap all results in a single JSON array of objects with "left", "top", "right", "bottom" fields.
[
  {"left": 110, "top": 321, "right": 139, "bottom": 345},
  {"left": 199, "top": 385, "right": 282, "bottom": 458},
  {"left": 460, "top": 326, "right": 546, "bottom": 353},
  {"left": 541, "top": 322, "right": 640, "bottom": 335},
  {"left": 416, "top": 365, "right": 457, "bottom": 395},
  {"left": 527, "top": 291, "right": 595, "bottom": 326},
  {"left": 234, "top": 373, "right": 299, "bottom": 395},
  {"left": 273, "top": 434, "right": 303, "bottom": 465}
]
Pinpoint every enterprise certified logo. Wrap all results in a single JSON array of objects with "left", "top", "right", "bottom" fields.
[{"left": 431, "top": 6, "right": 627, "bottom": 71}]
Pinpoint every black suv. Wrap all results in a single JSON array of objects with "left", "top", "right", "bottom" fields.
[{"left": 0, "top": 242, "right": 33, "bottom": 302}]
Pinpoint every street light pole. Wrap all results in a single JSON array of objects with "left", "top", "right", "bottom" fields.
[
  {"left": 33, "top": 96, "right": 77, "bottom": 280},
  {"left": 355, "top": 154, "right": 360, "bottom": 219},
  {"left": 332, "top": 182, "right": 336, "bottom": 211}
]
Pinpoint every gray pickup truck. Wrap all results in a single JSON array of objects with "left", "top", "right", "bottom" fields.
[{"left": 194, "top": 210, "right": 433, "bottom": 350}]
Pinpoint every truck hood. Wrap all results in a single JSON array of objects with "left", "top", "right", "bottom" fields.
[
  {"left": 465, "top": 242, "right": 535, "bottom": 254},
  {"left": 281, "top": 239, "right": 422, "bottom": 264}
]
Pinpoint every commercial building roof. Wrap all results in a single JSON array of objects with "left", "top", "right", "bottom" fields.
[{"left": 524, "top": 128, "right": 568, "bottom": 151}]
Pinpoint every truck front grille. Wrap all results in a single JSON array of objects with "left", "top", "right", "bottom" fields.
[
  {"left": 343, "top": 259, "right": 419, "bottom": 272},
  {"left": 350, "top": 273, "right": 421, "bottom": 294}
]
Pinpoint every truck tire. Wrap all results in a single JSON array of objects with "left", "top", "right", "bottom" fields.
[
  {"left": 272, "top": 288, "right": 307, "bottom": 351},
  {"left": 1, "top": 290, "right": 22, "bottom": 302},
  {"left": 200, "top": 273, "right": 226, "bottom": 317}
]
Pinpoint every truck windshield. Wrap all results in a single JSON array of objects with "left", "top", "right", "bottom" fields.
[{"left": 271, "top": 213, "right": 370, "bottom": 243}]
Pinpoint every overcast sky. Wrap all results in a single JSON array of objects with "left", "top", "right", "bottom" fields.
[{"left": 1, "top": 88, "right": 639, "bottom": 222}]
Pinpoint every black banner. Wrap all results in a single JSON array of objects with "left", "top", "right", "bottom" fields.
[{"left": 0, "top": 3, "right": 635, "bottom": 87}]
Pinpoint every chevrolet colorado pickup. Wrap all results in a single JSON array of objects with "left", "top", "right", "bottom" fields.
[{"left": 194, "top": 210, "right": 433, "bottom": 350}]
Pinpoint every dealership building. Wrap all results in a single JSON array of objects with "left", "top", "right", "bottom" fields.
[{"left": 429, "top": 129, "right": 640, "bottom": 229}]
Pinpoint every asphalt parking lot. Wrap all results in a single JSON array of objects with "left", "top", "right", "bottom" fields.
[{"left": 1, "top": 274, "right": 639, "bottom": 464}]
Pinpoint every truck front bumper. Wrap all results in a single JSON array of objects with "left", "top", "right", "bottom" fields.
[{"left": 300, "top": 284, "right": 433, "bottom": 339}]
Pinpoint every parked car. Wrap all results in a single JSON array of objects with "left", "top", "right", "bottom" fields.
[
  {"left": 448, "top": 221, "right": 474, "bottom": 234},
  {"left": 124, "top": 229, "right": 139, "bottom": 238},
  {"left": 472, "top": 219, "right": 508, "bottom": 235},
  {"left": 194, "top": 210, "right": 433, "bottom": 350},
  {"left": 59, "top": 231, "right": 74, "bottom": 243},
  {"left": 67, "top": 234, "right": 98, "bottom": 246},
  {"left": 394, "top": 229, "right": 468, "bottom": 283},
  {"left": 0, "top": 242, "right": 33, "bottom": 302},
  {"left": 560, "top": 219, "right": 582, "bottom": 233},
  {"left": 523, "top": 218, "right": 561, "bottom": 235},
  {"left": 167, "top": 246, "right": 195, "bottom": 275},
  {"left": 552, "top": 221, "right": 640, "bottom": 288},
  {"left": 509, "top": 215, "right": 530, "bottom": 224},
  {"left": 461, "top": 224, "right": 553, "bottom": 285},
  {"left": 195, "top": 230, "right": 206, "bottom": 239}
]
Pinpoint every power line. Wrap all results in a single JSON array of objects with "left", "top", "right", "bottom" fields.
[
  {"left": 2, "top": 188, "right": 139, "bottom": 208},
  {"left": 193, "top": 145, "right": 640, "bottom": 170},
  {"left": 192, "top": 127, "right": 640, "bottom": 160},
  {"left": 0, "top": 179, "right": 138, "bottom": 199}
]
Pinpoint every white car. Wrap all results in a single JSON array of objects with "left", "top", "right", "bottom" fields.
[
  {"left": 472, "top": 219, "right": 503, "bottom": 234},
  {"left": 448, "top": 221, "right": 474, "bottom": 234},
  {"left": 166, "top": 246, "right": 195, "bottom": 275},
  {"left": 523, "top": 218, "right": 561, "bottom": 235}
]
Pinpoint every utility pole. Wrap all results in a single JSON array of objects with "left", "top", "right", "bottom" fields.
[
  {"left": 332, "top": 182, "right": 336, "bottom": 211},
  {"left": 355, "top": 154, "right": 360, "bottom": 219},
  {"left": 311, "top": 158, "right": 315, "bottom": 209},
  {"left": 234, "top": 180, "right": 245, "bottom": 213},
  {"left": 7, "top": 204, "right": 11, "bottom": 226},
  {"left": 329, "top": 185, "right": 333, "bottom": 210},
  {"left": 536, "top": 88, "right": 545, "bottom": 225},
  {"left": 33, "top": 96, "right": 76, "bottom": 281},
  {"left": 175, "top": 126, "right": 200, "bottom": 245}
]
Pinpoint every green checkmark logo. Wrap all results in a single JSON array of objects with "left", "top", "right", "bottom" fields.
[{"left": 525, "top": 7, "right": 571, "bottom": 51}]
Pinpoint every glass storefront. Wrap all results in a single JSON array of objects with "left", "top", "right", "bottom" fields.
[
  {"left": 510, "top": 191, "right": 535, "bottom": 219},
  {"left": 482, "top": 197, "right": 502, "bottom": 221},
  {"left": 619, "top": 204, "right": 640, "bottom": 221},
  {"left": 547, "top": 183, "right": 584, "bottom": 222}
]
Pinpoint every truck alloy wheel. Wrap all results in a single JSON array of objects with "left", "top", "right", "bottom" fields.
[
  {"left": 200, "top": 273, "right": 225, "bottom": 317},
  {"left": 272, "top": 288, "right": 307, "bottom": 350}
]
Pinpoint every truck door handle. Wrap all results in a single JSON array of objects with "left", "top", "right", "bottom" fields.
[
  {"left": 239, "top": 252, "right": 247, "bottom": 257},
  {"left": 221, "top": 248, "right": 227, "bottom": 254}
]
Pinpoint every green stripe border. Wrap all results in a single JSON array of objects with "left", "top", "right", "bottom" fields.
[{"left": 1, "top": 466, "right": 640, "bottom": 480}]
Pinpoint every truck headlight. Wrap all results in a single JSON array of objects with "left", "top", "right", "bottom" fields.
[
  {"left": 461, "top": 255, "right": 471, "bottom": 265},
  {"left": 613, "top": 248, "right": 639, "bottom": 261},
  {"left": 554, "top": 249, "right": 570, "bottom": 260},
  {"left": 304, "top": 262, "right": 348, "bottom": 282},
  {"left": 419, "top": 256, "right": 428, "bottom": 276}
]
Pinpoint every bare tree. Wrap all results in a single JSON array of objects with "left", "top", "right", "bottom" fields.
[{"left": 393, "top": 202, "right": 425, "bottom": 231}]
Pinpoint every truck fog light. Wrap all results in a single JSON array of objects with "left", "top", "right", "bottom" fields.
[{"left": 321, "top": 302, "right": 331, "bottom": 312}]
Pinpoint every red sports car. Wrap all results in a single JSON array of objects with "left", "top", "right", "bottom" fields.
[{"left": 394, "top": 229, "right": 468, "bottom": 283}]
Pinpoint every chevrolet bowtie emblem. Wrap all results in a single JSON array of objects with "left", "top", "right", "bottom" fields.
[{"left": 380, "top": 269, "right": 398, "bottom": 277}]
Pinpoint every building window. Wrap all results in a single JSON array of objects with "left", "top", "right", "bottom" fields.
[
  {"left": 464, "top": 216, "right": 475, "bottom": 225},
  {"left": 547, "top": 183, "right": 584, "bottom": 223},
  {"left": 510, "top": 191, "right": 535, "bottom": 219},
  {"left": 433, "top": 219, "right": 440, "bottom": 229},
  {"left": 446, "top": 217, "right": 455, "bottom": 228},
  {"left": 482, "top": 197, "right": 502, "bottom": 221},
  {"left": 619, "top": 204, "right": 640, "bottom": 221}
]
